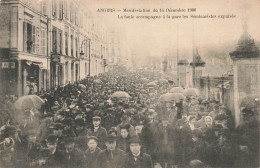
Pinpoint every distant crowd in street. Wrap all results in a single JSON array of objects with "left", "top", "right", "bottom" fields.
[{"left": 0, "top": 68, "right": 259, "bottom": 168}]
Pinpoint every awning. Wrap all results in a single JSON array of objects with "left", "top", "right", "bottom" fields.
[
  {"left": 19, "top": 54, "right": 48, "bottom": 69},
  {"left": 32, "top": 62, "right": 43, "bottom": 69},
  {"left": 217, "top": 81, "right": 230, "bottom": 89}
]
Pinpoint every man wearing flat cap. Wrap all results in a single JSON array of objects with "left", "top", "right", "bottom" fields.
[
  {"left": 87, "top": 116, "right": 108, "bottom": 150},
  {"left": 97, "top": 134, "right": 125, "bottom": 168},
  {"left": 84, "top": 136, "right": 101, "bottom": 168},
  {"left": 123, "top": 135, "right": 153, "bottom": 168}
]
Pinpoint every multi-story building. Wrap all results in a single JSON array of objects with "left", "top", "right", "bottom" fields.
[
  {"left": 49, "top": 0, "right": 108, "bottom": 88},
  {"left": 0, "top": 0, "right": 49, "bottom": 97},
  {"left": 107, "top": 30, "right": 126, "bottom": 71},
  {"left": 0, "top": 0, "right": 109, "bottom": 97}
]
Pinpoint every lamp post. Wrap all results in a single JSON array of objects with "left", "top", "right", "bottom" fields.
[{"left": 80, "top": 38, "right": 91, "bottom": 77}]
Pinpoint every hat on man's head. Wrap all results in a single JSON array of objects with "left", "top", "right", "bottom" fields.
[
  {"left": 49, "top": 122, "right": 64, "bottom": 130},
  {"left": 2, "top": 125, "right": 17, "bottom": 137},
  {"left": 74, "top": 118, "right": 85, "bottom": 126},
  {"left": 108, "top": 127, "right": 118, "bottom": 135},
  {"left": 87, "top": 136, "right": 98, "bottom": 143},
  {"left": 93, "top": 116, "right": 101, "bottom": 120},
  {"left": 46, "top": 134, "right": 58, "bottom": 144},
  {"left": 63, "top": 137, "right": 75, "bottom": 144},
  {"left": 105, "top": 134, "right": 116, "bottom": 142},
  {"left": 129, "top": 135, "right": 141, "bottom": 144},
  {"left": 214, "top": 113, "right": 227, "bottom": 121}
]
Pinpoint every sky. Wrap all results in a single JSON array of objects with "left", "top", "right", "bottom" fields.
[{"left": 86, "top": 0, "right": 260, "bottom": 63}]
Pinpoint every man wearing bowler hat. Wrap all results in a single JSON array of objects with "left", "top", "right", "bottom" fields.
[
  {"left": 97, "top": 134, "right": 125, "bottom": 168},
  {"left": 124, "top": 135, "right": 153, "bottom": 168},
  {"left": 87, "top": 116, "right": 107, "bottom": 150}
]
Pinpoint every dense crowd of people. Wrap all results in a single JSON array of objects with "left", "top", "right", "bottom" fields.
[{"left": 0, "top": 69, "right": 259, "bottom": 168}]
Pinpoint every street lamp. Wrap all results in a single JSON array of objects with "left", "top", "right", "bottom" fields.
[{"left": 80, "top": 38, "right": 91, "bottom": 77}]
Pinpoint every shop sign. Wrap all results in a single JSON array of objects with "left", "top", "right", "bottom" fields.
[{"left": 0, "top": 62, "right": 15, "bottom": 69}]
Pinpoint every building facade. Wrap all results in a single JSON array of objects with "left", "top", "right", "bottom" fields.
[
  {"left": 0, "top": 0, "right": 109, "bottom": 97},
  {"left": 107, "top": 30, "right": 126, "bottom": 71}
]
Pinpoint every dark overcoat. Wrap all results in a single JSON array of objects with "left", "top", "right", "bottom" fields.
[
  {"left": 87, "top": 127, "right": 107, "bottom": 150},
  {"left": 84, "top": 147, "right": 102, "bottom": 168},
  {"left": 123, "top": 152, "right": 153, "bottom": 168},
  {"left": 97, "top": 148, "right": 125, "bottom": 168}
]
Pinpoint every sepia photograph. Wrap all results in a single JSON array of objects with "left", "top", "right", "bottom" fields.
[{"left": 0, "top": 0, "right": 259, "bottom": 167}]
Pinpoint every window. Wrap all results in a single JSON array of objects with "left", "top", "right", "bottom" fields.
[
  {"left": 41, "top": 1, "right": 47, "bottom": 15},
  {"left": 41, "top": 28, "right": 46, "bottom": 55},
  {"left": 52, "top": 28, "right": 63, "bottom": 55},
  {"left": 59, "top": 30, "right": 62, "bottom": 54},
  {"left": 52, "top": 27, "right": 57, "bottom": 53},
  {"left": 75, "top": 37, "right": 78, "bottom": 57},
  {"left": 65, "top": 32, "right": 68, "bottom": 55},
  {"left": 23, "top": 22, "right": 35, "bottom": 53},
  {"left": 32, "top": 26, "right": 36, "bottom": 53},
  {"left": 35, "top": 27, "right": 40, "bottom": 53},
  {"left": 75, "top": 7, "right": 78, "bottom": 26},
  {"left": 64, "top": 1, "right": 68, "bottom": 19},
  {"left": 70, "top": 3, "right": 74, "bottom": 23},
  {"left": 52, "top": 0, "right": 57, "bottom": 17},
  {"left": 71, "top": 35, "right": 74, "bottom": 56},
  {"left": 58, "top": 0, "right": 63, "bottom": 19}
]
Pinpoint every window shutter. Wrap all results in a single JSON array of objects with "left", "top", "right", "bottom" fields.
[
  {"left": 23, "top": 22, "right": 27, "bottom": 52},
  {"left": 32, "top": 26, "right": 36, "bottom": 53},
  {"left": 36, "top": 27, "right": 40, "bottom": 53},
  {"left": 41, "top": 28, "right": 46, "bottom": 55}
]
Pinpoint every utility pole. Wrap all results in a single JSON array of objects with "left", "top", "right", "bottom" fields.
[
  {"left": 222, "top": 75, "right": 224, "bottom": 104},
  {"left": 177, "top": 24, "right": 179, "bottom": 86},
  {"left": 88, "top": 39, "right": 91, "bottom": 76},
  {"left": 192, "top": 23, "right": 196, "bottom": 87},
  {"left": 207, "top": 74, "right": 210, "bottom": 100}
]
